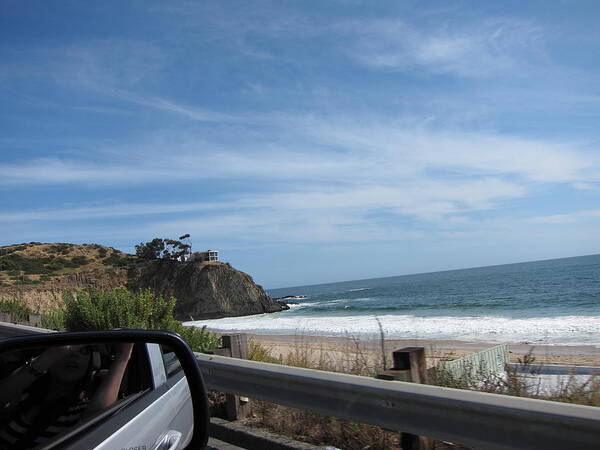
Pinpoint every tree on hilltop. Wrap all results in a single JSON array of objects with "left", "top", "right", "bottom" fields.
[{"left": 135, "top": 237, "right": 191, "bottom": 261}]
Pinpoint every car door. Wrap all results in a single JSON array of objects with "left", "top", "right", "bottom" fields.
[{"left": 61, "top": 343, "right": 194, "bottom": 450}]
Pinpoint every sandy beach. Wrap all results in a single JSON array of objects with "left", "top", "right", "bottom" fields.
[{"left": 247, "top": 333, "right": 600, "bottom": 367}]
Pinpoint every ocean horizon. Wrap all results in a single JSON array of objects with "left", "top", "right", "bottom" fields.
[{"left": 189, "top": 254, "right": 600, "bottom": 346}]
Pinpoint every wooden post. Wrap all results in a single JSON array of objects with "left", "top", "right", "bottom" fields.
[
  {"left": 392, "top": 347, "right": 428, "bottom": 385},
  {"left": 213, "top": 334, "right": 250, "bottom": 421},
  {"left": 377, "top": 347, "right": 433, "bottom": 450}
]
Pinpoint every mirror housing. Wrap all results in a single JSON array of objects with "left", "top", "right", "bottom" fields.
[{"left": 0, "top": 330, "right": 209, "bottom": 450}]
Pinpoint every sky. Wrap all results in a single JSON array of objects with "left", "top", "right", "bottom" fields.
[{"left": 2, "top": 1, "right": 600, "bottom": 288}]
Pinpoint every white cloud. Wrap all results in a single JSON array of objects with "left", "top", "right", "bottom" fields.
[
  {"left": 307, "top": 121, "right": 600, "bottom": 184},
  {"left": 341, "top": 18, "right": 544, "bottom": 78},
  {"left": 527, "top": 209, "right": 600, "bottom": 224},
  {"left": 3, "top": 110, "right": 599, "bottom": 243}
]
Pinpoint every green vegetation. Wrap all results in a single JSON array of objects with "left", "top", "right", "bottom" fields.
[
  {"left": 177, "top": 325, "right": 222, "bottom": 353},
  {"left": 429, "top": 353, "right": 600, "bottom": 407},
  {"left": 70, "top": 255, "right": 90, "bottom": 266},
  {"left": 62, "top": 287, "right": 220, "bottom": 352},
  {"left": 243, "top": 339, "right": 599, "bottom": 449},
  {"left": 0, "top": 287, "right": 220, "bottom": 353},
  {"left": 0, "top": 245, "right": 28, "bottom": 256},
  {"left": 135, "top": 237, "right": 191, "bottom": 260},
  {"left": 246, "top": 339, "right": 395, "bottom": 449},
  {"left": 13, "top": 276, "right": 42, "bottom": 285},
  {"left": 40, "top": 308, "right": 66, "bottom": 330},
  {"left": 63, "top": 288, "right": 180, "bottom": 331},
  {"left": 47, "top": 243, "right": 71, "bottom": 255},
  {"left": 0, "top": 253, "right": 90, "bottom": 275},
  {"left": 0, "top": 242, "right": 142, "bottom": 287},
  {"left": 0, "top": 299, "right": 64, "bottom": 328},
  {"left": 102, "top": 252, "right": 129, "bottom": 268},
  {"left": 0, "top": 299, "right": 32, "bottom": 323}
]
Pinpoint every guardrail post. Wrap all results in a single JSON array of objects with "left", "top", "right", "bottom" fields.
[
  {"left": 28, "top": 314, "right": 41, "bottom": 327},
  {"left": 377, "top": 347, "right": 432, "bottom": 450},
  {"left": 219, "top": 334, "right": 250, "bottom": 421},
  {"left": 0, "top": 312, "right": 12, "bottom": 323}
]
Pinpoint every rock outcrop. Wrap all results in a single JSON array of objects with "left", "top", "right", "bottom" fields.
[
  {"left": 127, "top": 259, "right": 285, "bottom": 320},
  {"left": 1, "top": 242, "right": 284, "bottom": 320}
]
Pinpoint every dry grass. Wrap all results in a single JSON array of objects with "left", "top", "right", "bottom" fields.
[
  {"left": 429, "top": 351, "right": 600, "bottom": 407},
  {"left": 236, "top": 337, "right": 599, "bottom": 449},
  {"left": 243, "top": 336, "right": 399, "bottom": 449}
]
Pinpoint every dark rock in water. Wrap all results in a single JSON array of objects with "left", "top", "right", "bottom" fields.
[
  {"left": 274, "top": 295, "right": 306, "bottom": 302},
  {"left": 128, "top": 260, "right": 285, "bottom": 321},
  {"left": 275, "top": 300, "right": 291, "bottom": 310}
]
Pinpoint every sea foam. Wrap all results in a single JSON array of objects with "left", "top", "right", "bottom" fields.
[{"left": 187, "top": 314, "right": 600, "bottom": 346}]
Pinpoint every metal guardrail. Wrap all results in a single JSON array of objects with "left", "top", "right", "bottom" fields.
[
  {"left": 0, "top": 321, "right": 55, "bottom": 337},
  {"left": 196, "top": 352, "right": 600, "bottom": 450},
  {"left": 2, "top": 324, "right": 599, "bottom": 449}
]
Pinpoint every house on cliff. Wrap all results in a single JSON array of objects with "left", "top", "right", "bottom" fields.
[{"left": 189, "top": 250, "right": 219, "bottom": 262}]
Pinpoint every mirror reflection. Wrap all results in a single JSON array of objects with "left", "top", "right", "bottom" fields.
[{"left": 0, "top": 342, "right": 152, "bottom": 449}]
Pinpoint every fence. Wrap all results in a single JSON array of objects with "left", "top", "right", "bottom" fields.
[
  {"left": 0, "top": 312, "right": 43, "bottom": 328},
  {"left": 2, "top": 323, "right": 600, "bottom": 449},
  {"left": 440, "top": 343, "right": 509, "bottom": 378}
]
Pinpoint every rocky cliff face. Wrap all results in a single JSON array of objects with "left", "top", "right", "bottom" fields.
[
  {"left": 0, "top": 242, "right": 284, "bottom": 320},
  {"left": 127, "top": 260, "right": 285, "bottom": 321}
]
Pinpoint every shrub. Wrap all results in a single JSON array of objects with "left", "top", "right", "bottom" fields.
[
  {"left": 0, "top": 253, "right": 85, "bottom": 274},
  {"left": 63, "top": 288, "right": 180, "bottom": 331},
  {"left": 41, "top": 308, "right": 66, "bottom": 330},
  {"left": 0, "top": 299, "right": 32, "bottom": 323},
  {"left": 14, "top": 276, "right": 39, "bottom": 285},
  {"left": 70, "top": 255, "right": 90, "bottom": 267},
  {"left": 248, "top": 340, "right": 282, "bottom": 364},
  {"left": 48, "top": 244, "right": 71, "bottom": 255},
  {"left": 62, "top": 287, "right": 220, "bottom": 352},
  {"left": 0, "top": 246, "right": 21, "bottom": 256},
  {"left": 103, "top": 252, "right": 129, "bottom": 268},
  {"left": 176, "top": 324, "right": 222, "bottom": 353}
]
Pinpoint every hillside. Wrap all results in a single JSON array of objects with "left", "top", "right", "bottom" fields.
[
  {"left": 0, "top": 242, "right": 133, "bottom": 288},
  {"left": 0, "top": 242, "right": 285, "bottom": 319}
]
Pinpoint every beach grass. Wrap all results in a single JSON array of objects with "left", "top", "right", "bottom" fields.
[{"left": 238, "top": 336, "right": 599, "bottom": 449}]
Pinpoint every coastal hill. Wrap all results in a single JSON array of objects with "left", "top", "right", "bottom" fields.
[{"left": 0, "top": 242, "right": 285, "bottom": 320}]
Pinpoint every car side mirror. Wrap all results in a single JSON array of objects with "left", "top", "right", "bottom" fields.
[{"left": 0, "top": 330, "right": 209, "bottom": 450}]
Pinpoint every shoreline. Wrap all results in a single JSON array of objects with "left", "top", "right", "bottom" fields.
[{"left": 231, "top": 332, "right": 600, "bottom": 366}]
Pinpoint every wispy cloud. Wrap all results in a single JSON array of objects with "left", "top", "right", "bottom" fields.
[
  {"left": 3, "top": 1, "right": 600, "bottom": 282},
  {"left": 340, "top": 18, "right": 544, "bottom": 78},
  {"left": 527, "top": 209, "right": 600, "bottom": 224},
  {"left": 3, "top": 113, "right": 599, "bottom": 228}
]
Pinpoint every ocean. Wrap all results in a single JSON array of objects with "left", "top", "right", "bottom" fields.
[{"left": 190, "top": 254, "right": 600, "bottom": 346}]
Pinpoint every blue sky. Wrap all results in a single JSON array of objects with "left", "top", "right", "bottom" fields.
[{"left": 2, "top": 1, "right": 600, "bottom": 288}]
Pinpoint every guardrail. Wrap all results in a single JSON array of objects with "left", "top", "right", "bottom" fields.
[
  {"left": 0, "top": 321, "right": 55, "bottom": 337},
  {"left": 196, "top": 352, "right": 600, "bottom": 450},
  {"left": 2, "top": 323, "right": 599, "bottom": 449}
]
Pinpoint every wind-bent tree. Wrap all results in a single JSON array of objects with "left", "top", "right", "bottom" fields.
[{"left": 135, "top": 237, "right": 191, "bottom": 261}]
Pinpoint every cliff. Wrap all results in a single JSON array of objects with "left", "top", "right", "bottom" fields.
[
  {"left": 0, "top": 242, "right": 285, "bottom": 320},
  {"left": 127, "top": 259, "right": 285, "bottom": 320}
]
